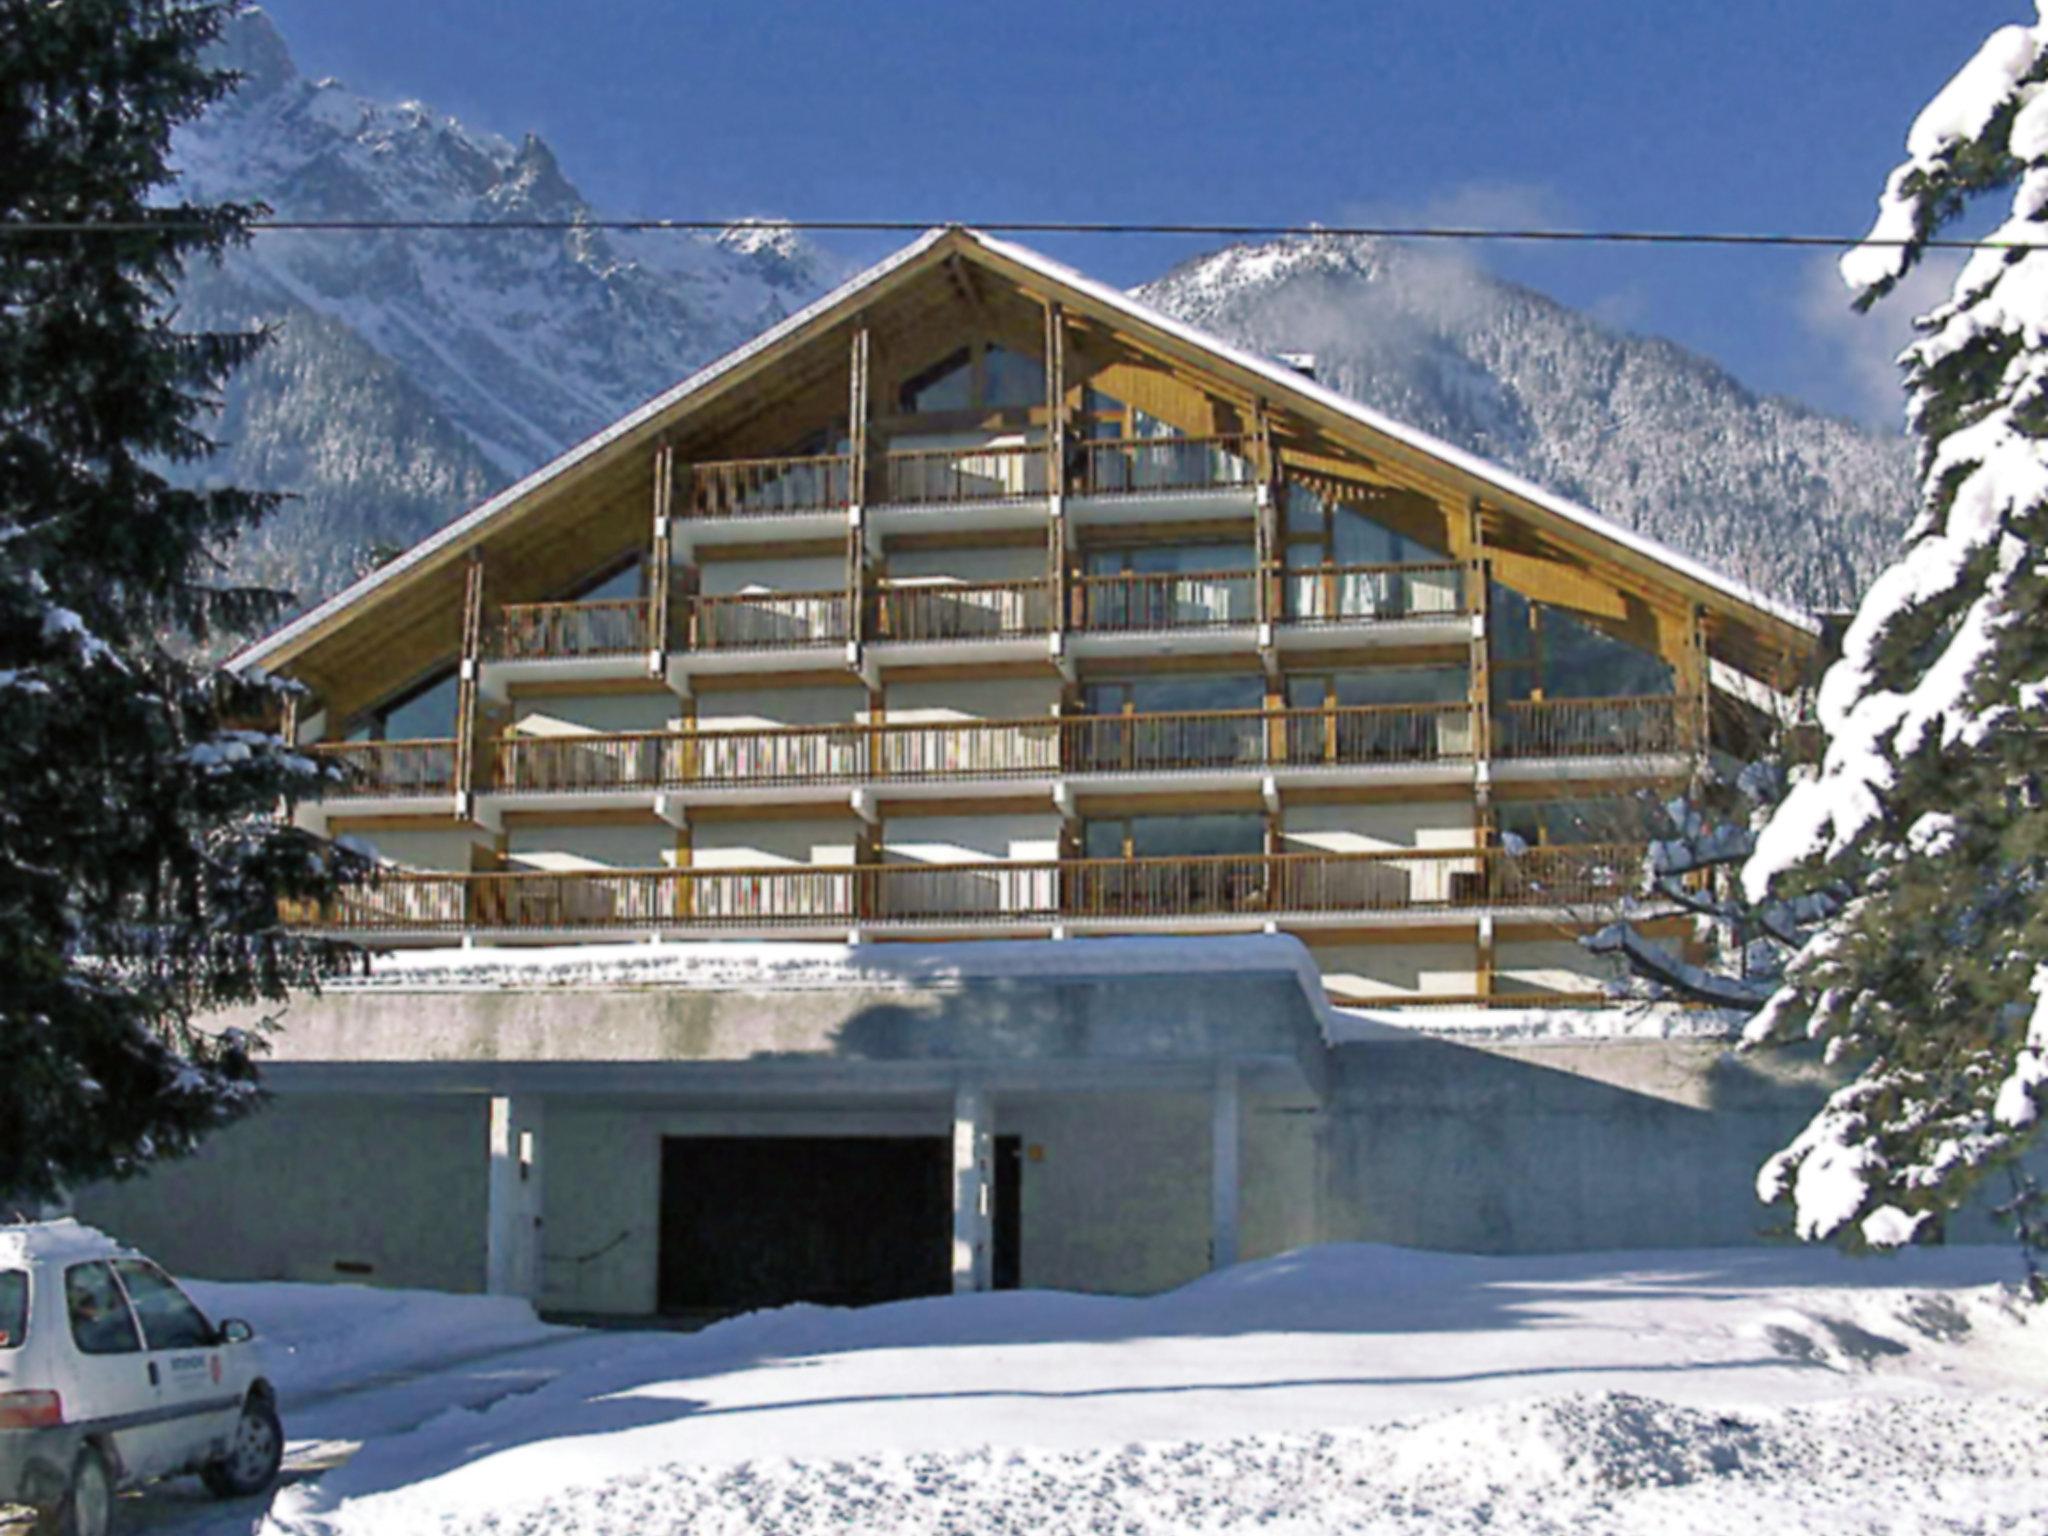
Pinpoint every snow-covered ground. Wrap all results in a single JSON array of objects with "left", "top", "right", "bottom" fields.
[{"left": 48, "top": 1242, "right": 2042, "bottom": 1535}]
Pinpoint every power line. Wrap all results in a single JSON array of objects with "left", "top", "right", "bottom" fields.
[{"left": 0, "top": 215, "right": 2032, "bottom": 251}]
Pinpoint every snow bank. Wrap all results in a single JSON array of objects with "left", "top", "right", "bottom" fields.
[
  {"left": 255, "top": 1242, "right": 2044, "bottom": 1536},
  {"left": 334, "top": 1390, "right": 2048, "bottom": 1536},
  {"left": 177, "top": 1276, "right": 562, "bottom": 1401}
]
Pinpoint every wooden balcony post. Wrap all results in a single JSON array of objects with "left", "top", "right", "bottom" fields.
[
  {"left": 1252, "top": 404, "right": 1281, "bottom": 629},
  {"left": 1681, "top": 604, "right": 1711, "bottom": 755},
  {"left": 1045, "top": 301, "right": 1070, "bottom": 642},
  {"left": 1462, "top": 497, "right": 1493, "bottom": 766},
  {"left": 848, "top": 323, "right": 871, "bottom": 657},
  {"left": 649, "top": 441, "right": 675, "bottom": 678},
  {"left": 452, "top": 550, "right": 486, "bottom": 820}
]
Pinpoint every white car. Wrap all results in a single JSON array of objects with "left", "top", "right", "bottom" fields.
[{"left": 0, "top": 1221, "right": 280, "bottom": 1536}]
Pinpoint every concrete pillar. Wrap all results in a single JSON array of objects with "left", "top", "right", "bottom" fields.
[
  {"left": 952, "top": 1084, "right": 993, "bottom": 1293},
  {"left": 485, "top": 1095, "right": 545, "bottom": 1299},
  {"left": 1211, "top": 1062, "right": 1241, "bottom": 1271}
]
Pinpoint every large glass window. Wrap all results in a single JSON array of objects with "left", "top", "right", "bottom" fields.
[
  {"left": 1489, "top": 586, "right": 1674, "bottom": 701},
  {"left": 65, "top": 1262, "right": 140, "bottom": 1356},
  {"left": 1496, "top": 799, "right": 1620, "bottom": 847},
  {"left": 982, "top": 345, "right": 1045, "bottom": 408},
  {"left": 1087, "top": 542, "right": 1254, "bottom": 576},
  {"left": 111, "top": 1260, "right": 216, "bottom": 1351},
  {"left": 899, "top": 348, "right": 972, "bottom": 413},
  {"left": 0, "top": 1271, "right": 24, "bottom": 1350},
  {"left": 1086, "top": 673, "right": 1265, "bottom": 716},
  {"left": 1084, "top": 812, "right": 1265, "bottom": 859}
]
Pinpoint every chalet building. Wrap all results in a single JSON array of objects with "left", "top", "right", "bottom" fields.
[{"left": 77, "top": 229, "right": 1829, "bottom": 1318}]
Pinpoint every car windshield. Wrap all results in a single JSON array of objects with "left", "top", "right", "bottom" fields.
[{"left": 0, "top": 1271, "right": 23, "bottom": 1350}]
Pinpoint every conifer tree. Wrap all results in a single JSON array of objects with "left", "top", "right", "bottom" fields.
[
  {"left": 0, "top": 0, "right": 360, "bottom": 1205},
  {"left": 1740, "top": 8, "right": 2048, "bottom": 1278}
]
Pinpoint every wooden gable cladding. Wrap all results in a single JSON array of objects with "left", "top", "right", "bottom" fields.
[{"left": 251, "top": 227, "right": 1818, "bottom": 709}]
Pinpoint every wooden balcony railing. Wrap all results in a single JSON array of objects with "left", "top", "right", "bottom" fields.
[
  {"left": 687, "top": 589, "right": 850, "bottom": 650},
  {"left": 310, "top": 739, "right": 459, "bottom": 798},
  {"left": 488, "top": 598, "right": 656, "bottom": 661},
  {"left": 1073, "top": 567, "right": 1258, "bottom": 631},
  {"left": 1494, "top": 695, "right": 1686, "bottom": 758},
  {"left": 1283, "top": 562, "right": 1468, "bottom": 624},
  {"left": 883, "top": 444, "right": 1047, "bottom": 504},
  {"left": 688, "top": 453, "right": 852, "bottom": 518},
  {"left": 285, "top": 843, "right": 1643, "bottom": 934},
  {"left": 486, "top": 704, "right": 1478, "bottom": 795},
  {"left": 874, "top": 580, "right": 1053, "bottom": 642},
  {"left": 1074, "top": 435, "right": 1252, "bottom": 497}
]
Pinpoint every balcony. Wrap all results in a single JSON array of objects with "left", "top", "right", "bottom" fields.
[
  {"left": 310, "top": 738, "right": 460, "bottom": 799},
  {"left": 686, "top": 589, "right": 850, "bottom": 651},
  {"left": 317, "top": 697, "right": 1690, "bottom": 807},
  {"left": 1494, "top": 695, "right": 1686, "bottom": 759},
  {"left": 482, "top": 703, "right": 1478, "bottom": 804},
  {"left": 687, "top": 453, "right": 853, "bottom": 519},
  {"left": 488, "top": 598, "right": 658, "bottom": 662},
  {"left": 284, "top": 843, "right": 1642, "bottom": 938}
]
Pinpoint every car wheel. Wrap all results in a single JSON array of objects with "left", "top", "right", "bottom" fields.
[
  {"left": 200, "top": 1394, "right": 283, "bottom": 1500},
  {"left": 36, "top": 1445, "right": 112, "bottom": 1536}
]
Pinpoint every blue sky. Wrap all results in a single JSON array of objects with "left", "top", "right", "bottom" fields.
[{"left": 261, "top": 0, "right": 2023, "bottom": 428}]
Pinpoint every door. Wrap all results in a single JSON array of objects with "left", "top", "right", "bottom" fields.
[
  {"left": 111, "top": 1259, "right": 240, "bottom": 1472},
  {"left": 656, "top": 1135, "right": 1026, "bottom": 1314},
  {"left": 59, "top": 1261, "right": 159, "bottom": 1480}
]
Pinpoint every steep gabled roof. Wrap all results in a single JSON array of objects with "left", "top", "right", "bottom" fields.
[{"left": 233, "top": 226, "right": 1819, "bottom": 686}]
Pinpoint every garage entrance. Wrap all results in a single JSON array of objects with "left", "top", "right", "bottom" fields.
[{"left": 657, "top": 1135, "right": 1020, "bottom": 1314}]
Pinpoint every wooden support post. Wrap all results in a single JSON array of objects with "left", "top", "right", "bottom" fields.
[
  {"left": 452, "top": 550, "right": 487, "bottom": 820},
  {"left": 648, "top": 442, "right": 675, "bottom": 678},
  {"left": 1685, "top": 605, "right": 1712, "bottom": 755},
  {"left": 848, "top": 325, "right": 871, "bottom": 656},
  {"left": 279, "top": 692, "right": 300, "bottom": 749},
  {"left": 1045, "top": 301, "right": 1069, "bottom": 641},
  {"left": 1465, "top": 499, "right": 1493, "bottom": 766},
  {"left": 1253, "top": 404, "right": 1282, "bottom": 629}
]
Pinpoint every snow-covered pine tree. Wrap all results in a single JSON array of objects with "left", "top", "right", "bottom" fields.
[
  {"left": 0, "top": 0, "right": 362, "bottom": 1206},
  {"left": 1738, "top": 9, "right": 2048, "bottom": 1278}
]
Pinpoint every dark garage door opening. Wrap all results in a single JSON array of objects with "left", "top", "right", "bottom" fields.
[{"left": 658, "top": 1135, "right": 1019, "bottom": 1314}]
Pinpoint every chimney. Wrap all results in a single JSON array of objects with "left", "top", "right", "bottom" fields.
[{"left": 1276, "top": 351, "right": 1317, "bottom": 381}]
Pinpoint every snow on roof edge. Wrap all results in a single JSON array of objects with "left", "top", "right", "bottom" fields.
[
  {"left": 230, "top": 227, "right": 954, "bottom": 673},
  {"left": 967, "top": 229, "right": 1821, "bottom": 640}
]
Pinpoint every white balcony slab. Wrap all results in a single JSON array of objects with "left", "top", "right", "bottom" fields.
[
  {"left": 478, "top": 654, "right": 654, "bottom": 703},
  {"left": 866, "top": 498, "right": 1052, "bottom": 538},
  {"left": 1272, "top": 616, "right": 1469, "bottom": 652},
  {"left": 1066, "top": 487, "right": 1258, "bottom": 526},
  {"left": 1066, "top": 626, "right": 1262, "bottom": 662},
  {"left": 1489, "top": 751, "right": 1693, "bottom": 783}
]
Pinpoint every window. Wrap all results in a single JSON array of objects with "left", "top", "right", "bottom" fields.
[
  {"left": 898, "top": 348, "right": 972, "bottom": 413},
  {"left": 1086, "top": 674, "right": 1265, "bottom": 716},
  {"left": 1496, "top": 800, "right": 1615, "bottom": 848},
  {"left": 65, "top": 1262, "right": 140, "bottom": 1355},
  {"left": 570, "top": 557, "right": 645, "bottom": 603},
  {"left": 1084, "top": 812, "right": 1265, "bottom": 859},
  {"left": 111, "top": 1260, "right": 216, "bottom": 1351},
  {"left": 0, "top": 1271, "right": 24, "bottom": 1350},
  {"left": 345, "top": 667, "right": 458, "bottom": 743},
  {"left": 1488, "top": 585, "right": 1674, "bottom": 702},
  {"left": 982, "top": 345, "right": 1045, "bottom": 407}
]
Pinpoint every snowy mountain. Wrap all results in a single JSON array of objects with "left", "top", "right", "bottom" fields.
[
  {"left": 176, "top": 11, "right": 836, "bottom": 605},
  {"left": 182, "top": 13, "right": 1909, "bottom": 621},
  {"left": 1137, "top": 239, "right": 1911, "bottom": 612}
]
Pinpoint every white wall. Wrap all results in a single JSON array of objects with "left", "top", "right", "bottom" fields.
[
  {"left": 887, "top": 546, "right": 1045, "bottom": 585},
  {"left": 345, "top": 826, "right": 486, "bottom": 873},
  {"left": 508, "top": 692, "right": 677, "bottom": 736},
  {"left": 882, "top": 813, "right": 1061, "bottom": 864},
  {"left": 695, "top": 685, "right": 867, "bottom": 732},
  {"left": 1313, "top": 939, "right": 1481, "bottom": 999},
  {"left": 1279, "top": 801, "right": 1477, "bottom": 854},
  {"left": 1495, "top": 938, "right": 1623, "bottom": 997},
  {"left": 692, "top": 817, "right": 859, "bottom": 867},
  {"left": 699, "top": 555, "right": 844, "bottom": 597},
  {"left": 886, "top": 677, "right": 1061, "bottom": 725},
  {"left": 506, "top": 821, "right": 676, "bottom": 872}
]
